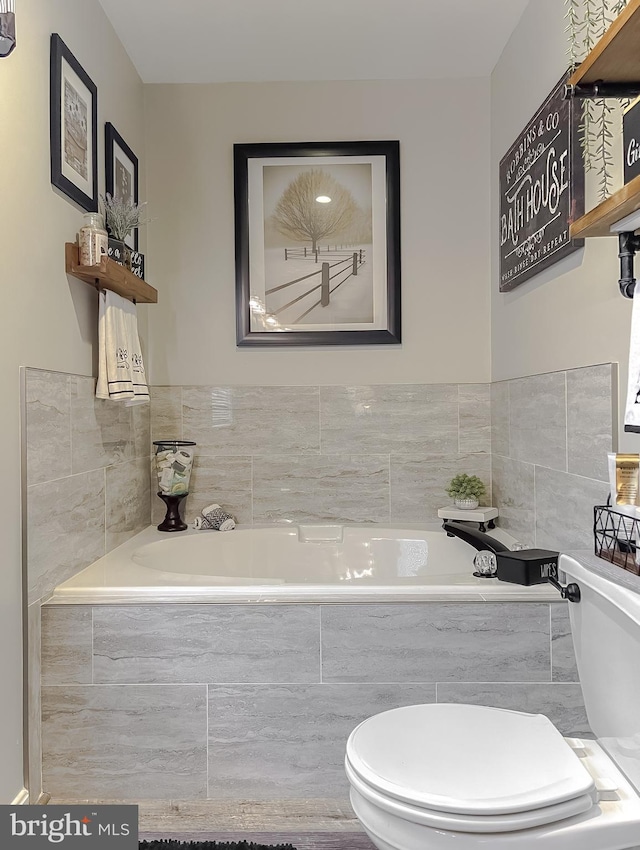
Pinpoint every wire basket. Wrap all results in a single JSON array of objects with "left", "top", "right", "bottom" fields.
[{"left": 594, "top": 504, "right": 640, "bottom": 575}]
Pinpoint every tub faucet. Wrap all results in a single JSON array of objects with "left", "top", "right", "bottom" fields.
[
  {"left": 442, "top": 521, "right": 510, "bottom": 555},
  {"left": 443, "top": 521, "right": 509, "bottom": 578}
]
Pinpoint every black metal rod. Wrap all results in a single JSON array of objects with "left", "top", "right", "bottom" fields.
[
  {"left": 547, "top": 573, "right": 581, "bottom": 603},
  {"left": 564, "top": 82, "right": 640, "bottom": 100},
  {"left": 618, "top": 231, "right": 640, "bottom": 298}
]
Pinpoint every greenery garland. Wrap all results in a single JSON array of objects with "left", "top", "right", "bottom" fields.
[{"left": 565, "top": 0, "right": 628, "bottom": 201}]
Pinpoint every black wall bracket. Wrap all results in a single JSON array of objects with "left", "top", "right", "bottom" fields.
[
  {"left": 619, "top": 231, "right": 640, "bottom": 298},
  {"left": 564, "top": 82, "right": 640, "bottom": 100},
  {"left": 547, "top": 572, "right": 581, "bottom": 603}
]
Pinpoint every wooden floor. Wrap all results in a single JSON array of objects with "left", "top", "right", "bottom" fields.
[
  {"left": 50, "top": 799, "right": 376, "bottom": 848},
  {"left": 139, "top": 832, "right": 376, "bottom": 849}
]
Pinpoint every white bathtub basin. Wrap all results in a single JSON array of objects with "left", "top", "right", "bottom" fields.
[{"left": 49, "top": 524, "right": 558, "bottom": 604}]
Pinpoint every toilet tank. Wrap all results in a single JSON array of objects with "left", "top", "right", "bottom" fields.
[{"left": 561, "top": 554, "right": 640, "bottom": 791}]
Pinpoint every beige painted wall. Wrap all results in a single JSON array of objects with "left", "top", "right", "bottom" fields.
[
  {"left": 0, "top": 0, "right": 145, "bottom": 801},
  {"left": 144, "top": 79, "right": 491, "bottom": 386},
  {"left": 491, "top": 0, "right": 637, "bottom": 451}
]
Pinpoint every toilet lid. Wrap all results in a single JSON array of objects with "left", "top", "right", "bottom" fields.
[{"left": 346, "top": 704, "right": 596, "bottom": 816}]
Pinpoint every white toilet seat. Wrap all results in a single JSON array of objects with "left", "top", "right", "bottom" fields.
[
  {"left": 346, "top": 703, "right": 596, "bottom": 823},
  {"left": 345, "top": 756, "right": 596, "bottom": 833}
]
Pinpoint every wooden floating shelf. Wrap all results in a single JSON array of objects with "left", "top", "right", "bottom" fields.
[
  {"left": 567, "top": 0, "right": 640, "bottom": 239},
  {"left": 570, "top": 172, "right": 640, "bottom": 238},
  {"left": 64, "top": 242, "right": 158, "bottom": 303},
  {"left": 568, "top": 0, "right": 640, "bottom": 86}
]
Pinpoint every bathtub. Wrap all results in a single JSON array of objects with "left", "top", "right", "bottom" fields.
[{"left": 48, "top": 523, "right": 558, "bottom": 604}]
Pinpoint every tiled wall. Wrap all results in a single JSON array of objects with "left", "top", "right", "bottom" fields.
[
  {"left": 27, "top": 364, "right": 616, "bottom": 804},
  {"left": 25, "top": 366, "right": 614, "bottom": 589},
  {"left": 24, "top": 368, "right": 152, "bottom": 604},
  {"left": 23, "top": 367, "right": 151, "bottom": 801},
  {"left": 41, "top": 601, "right": 585, "bottom": 801},
  {"left": 490, "top": 364, "right": 615, "bottom": 550},
  {"left": 150, "top": 384, "right": 492, "bottom": 525}
]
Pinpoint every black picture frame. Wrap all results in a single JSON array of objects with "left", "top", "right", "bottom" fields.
[
  {"left": 234, "top": 140, "right": 401, "bottom": 346},
  {"left": 50, "top": 33, "right": 98, "bottom": 212},
  {"left": 105, "top": 122, "right": 139, "bottom": 251}
]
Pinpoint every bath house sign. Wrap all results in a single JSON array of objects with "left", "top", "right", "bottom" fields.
[{"left": 499, "top": 73, "right": 584, "bottom": 292}]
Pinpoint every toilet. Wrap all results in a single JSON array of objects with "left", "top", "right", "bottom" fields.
[{"left": 345, "top": 554, "right": 640, "bottom": 849}]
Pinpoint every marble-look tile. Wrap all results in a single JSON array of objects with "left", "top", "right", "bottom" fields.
[
  {"left": 437, "top": 683, "right": 590, "bottom": 737},
  {"left": 535, "top": 466, "right": 608, "bottom": 551},
  {"left": 390, "top": 453, "right": 491, "bottom": 522},
  {"left": 27, "top": 602, "right": 42, "bottom": 802},
  {"left": 182, "top": 456, "right": 252, "bottom": 526},
  {"left": 567, "top": 364, "right": 614, "bottom": 483},
  {"left": 129, "top": 799, "right": 364, "bottom": 834},
  {"left": 183, "top": 386, "right": 320, "bottom": 455},
  {"left": 320, "top": 603, "right": 550, "bottom": 683},
  {"left": 132, "top": 402, "right": 151, "bottom": 460},
  {"left": 253, "top": 455, "right": 389, "bottom": 524},
  {"left": 458, "top": 384, "right": 491, "bottom": 454},
  {"left": 92, "top": 605, "right": 320, "bottom": 684},
  {"left": 491, "top": 454, "right": 535, "bottom": 547},
  {"left": 27, "top": 470, "right": 105, "bottom": 604},
  {"left": 320, "top": 385, "right": 458, "bottom": 456},
  {"left": 491, "top": 380, "right": 509, "bottom": 458},
  {"left": 25, "top": 370, "right": 72, "bottom": 486},
  {"left": 551, "top": 603, "right": 579, "bottom": 683},
  {"left": 42, "top": 685, "right": 208, "bottom": 800},
  {"left": 71, "top": 376, "right": 134, "bottom": 474},
  {"left": 207, "top": 683, "right": 437, "bottom": 799},
  {"left": 151, "top": 386, "right": 183, "bottom": 444},
  {"left": 509, "top": 372, "right": 567, "bottom": 471},
  {"left": 41, "top": 606, "right": 93, "bottom": 686},
  {"left": 106, "top": 458, "right": 151, "bottom": 552}
]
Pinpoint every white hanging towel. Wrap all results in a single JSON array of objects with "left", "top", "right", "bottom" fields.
[
  {"left": 625, "top": 282, "right": 640, "bottom": 432},
  {"left": 96, "top": 289, "right": 149, "bottom": 404}
]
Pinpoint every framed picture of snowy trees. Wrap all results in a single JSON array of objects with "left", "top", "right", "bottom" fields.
[{"left": 234, "top": 141, "right": 401, "bottom": 346}]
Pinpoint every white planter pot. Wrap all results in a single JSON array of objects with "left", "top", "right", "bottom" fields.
[{"left": 454, "top": 498, "right": 479, "bottom": 510}]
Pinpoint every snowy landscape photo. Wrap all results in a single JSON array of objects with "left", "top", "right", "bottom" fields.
[{"left": 234, "top": 142, "right": 401, "bottom": 346}]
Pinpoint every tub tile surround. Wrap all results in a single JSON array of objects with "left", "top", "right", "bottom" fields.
[
  {"left": 41, "top": 600, "right": 585, "bottom": 801},
  {"left": 490, "top": 363, "right": 615, "bottom": 550},
  {"left": 320, "top": 603, "right": 550, "bottom": 683},
  {"left": 27, "top": 469, "right": 106, "bottom": 605},
  {"left": 551, "top": 605, "right": 579, "bottom": 683},
  {"left": 29, "top": 364, "right": 615, "bottom": 804},
  {"left": 42, "top": 684, "right": 208, "bottom": 801},
  {"left": 253, "top": 455, "right": 390, "bottom": 525},
  {"left": 24, "top": 368, "right": 152, "bottom": 802},
  {"left": 27, "top": 603, "right": 43, "bottom": 803},
  {"left": 91, "top": 605, "right": 322, "bottom": 684},
  {"left": 24, "top": 365, "right": 615, "bottom": 586},
  {"left": 437, "top": 683, "right": 590, "bottom": 737},
  {"left": 24, "top": 368, "right": 152, "bottom": 604},
  {"left": 151, "top": 382, "right": 492, "bottom": 526},
  {"left": 206, "top": 683, "right": 439, "bottom": 799}
]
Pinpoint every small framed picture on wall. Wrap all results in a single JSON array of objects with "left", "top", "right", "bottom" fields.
[
  {"left": 105, "top": 122, "right": 139, "bottom": 250},
  {"left": 49, "top": 33, "right": 98, "bottom": 212}
]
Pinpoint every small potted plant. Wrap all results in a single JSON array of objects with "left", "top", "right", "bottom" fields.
[
  {"left": 446, "top": 474, "right": 487, "bottom": 510},
  {"left": 101, "top": 193, "right": 149, "bottom": 269}
]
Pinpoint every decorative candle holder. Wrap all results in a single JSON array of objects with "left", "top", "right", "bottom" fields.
[{"left": 153, "top": 440, "right": 196, "bottom": 532}]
